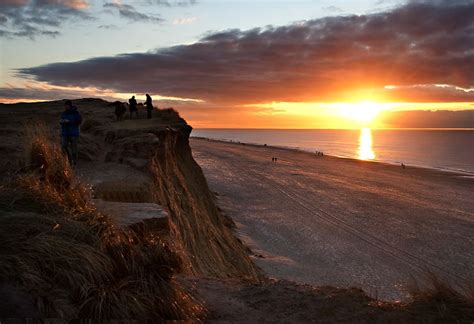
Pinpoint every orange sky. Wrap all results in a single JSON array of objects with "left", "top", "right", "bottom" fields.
[
  {"left": 1, "top": 81, "right": 472, "bottom": 129},
  {"left": 178, "top": 102, "right": 474, "bottom": 129},
  {"left": 1, "top": 1, "right": 473, "bottom": 128}
]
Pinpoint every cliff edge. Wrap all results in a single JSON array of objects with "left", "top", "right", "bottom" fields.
[{"left": 0, "top": 99, "right": 260, "bottom": 319}]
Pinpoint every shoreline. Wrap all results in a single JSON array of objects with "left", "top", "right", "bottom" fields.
[{"left": 191, "top": 135, "right": 474, "bottom": 178}]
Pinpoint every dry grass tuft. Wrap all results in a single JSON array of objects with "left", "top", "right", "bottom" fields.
[
  {"left": 406, "top": 273, "right": 474, "bottom": 322},
  {"left": 19, "top": 123, "right": 99, "bottom": 223},
  {"left": 80, "top": 118, "right": 103, "bottom": 133},
  {"left": 159, "top": 108, "right": 182, "bottom": 122},
  {"left": 0, "top": 125, "right": 203, "bottom": 320}
]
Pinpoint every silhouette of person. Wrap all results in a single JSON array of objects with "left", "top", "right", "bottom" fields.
[
  {"left": 110, "top": 101, "right": 126, "bottom": 121},
  {"left": 60, "top": 100, "right": 82, "bottom": 166},
  {"left": 145, "top": 94, "right": 153, "bottom": 119},
  {"left": 129, "top": 95, "right": 138, "bottom": 119}
]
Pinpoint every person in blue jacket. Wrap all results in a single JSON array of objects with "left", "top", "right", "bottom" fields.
[{"left": 60, "top": 100, "right": 82, "bottom": 166}]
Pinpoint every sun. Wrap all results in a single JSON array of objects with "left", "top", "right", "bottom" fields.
[{"left": 337, "top": 101, "right": 384, "bottom": 124}]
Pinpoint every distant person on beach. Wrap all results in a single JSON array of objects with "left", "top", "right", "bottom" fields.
[
  {"left": 129, "top": 96, "right": 138, "bottom": 119},
  {"left": 145, "top": 94, "right": 153, "bottom": 119},
  {"left": 60, "top": 100, "right": 82, "bottom": 166}
]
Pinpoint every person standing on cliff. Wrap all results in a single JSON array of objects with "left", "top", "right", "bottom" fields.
[
  {"left": 60, "top": 100, "right": 82, "bottom": 166},
  {"left": 145, "top": 94, "right": 153, "bottom": 119},
  {"left": 129, "top": 95, "right": 138, "bottom": 119}
]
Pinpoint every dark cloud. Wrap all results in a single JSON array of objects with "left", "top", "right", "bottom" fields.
[
  {"left": 98, "top": 24, "right": 118, "bottom": 30},
  {"left": 379, "top": 109, "right": 474, "bottom": 128},
  {"left": 103, "top": 2, "right": 164, "bottom": 23},
  {"left": 382, "top": 85, "right": 474, "bottom": 103},
  {"left": 0, "top": 86, "right": 97, "bottom": 101},
  {"left": 0, "top": 0, "right": 92, "bottom": 39},
  {"left": 0, "top": 85, "right": 203, "bottom": 105},
  {"left": 17, "top": 0, "right": 474, "bottom": 103},
  {"left": 0, "top": 0, "right": 189, "bottom": 38},
  {"left": 0, "top": 14, "right": 8, "bottom": 25},
  {"left": 0, "top": 25, "right": 60, "bottom": 38}
]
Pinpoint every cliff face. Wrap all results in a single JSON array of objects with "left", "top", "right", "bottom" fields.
[
  {"left": 148, "top": 125, "right": 261, "bottom": 279},
  {"left": 92, "top": 110, "right": 261, "bottom": 280},
  {"left": 103, "top": 123, "right": 261, "bottom": 279},
  {"left": 0, "top": 101, "right": 261, "bottom": 282}
]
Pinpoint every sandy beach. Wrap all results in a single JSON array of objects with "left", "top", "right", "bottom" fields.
[{"left": 190, "top": 137, "right": 474, "bottom": 300}]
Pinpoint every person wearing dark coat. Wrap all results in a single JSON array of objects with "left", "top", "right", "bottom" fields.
[
  {"left": 145, "top": 94, "right": 153, "bottom": 119},
  {"left": 109, "top": 101, "right": 126, "bottom": 121},
  {"left": 60, "top": 100, "right": 82, "bottom": 166},
  {"left": 129, "top": 95, "right": 138, "bottom": 119}
]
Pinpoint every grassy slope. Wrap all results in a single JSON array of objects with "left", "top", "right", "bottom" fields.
[{"left": 0, "top": 126, "right": 202, "bottom": 320}]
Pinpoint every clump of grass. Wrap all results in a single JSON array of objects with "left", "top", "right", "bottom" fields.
[
  {"left": 0, "top": 125, "right": 203, "bottom": 320},
  {"left": 80, "top": 118, "right": 103, "bottom": 133},
  {"left": 20, "top": 124, "right": 96, "bottom": 221},
  {"left": 405, "top": 273, "right": 474, "bottom": 322}
]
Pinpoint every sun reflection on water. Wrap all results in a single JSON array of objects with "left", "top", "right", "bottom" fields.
[{"left": 358, "top": 128, "right": 375, "bottom": 160}]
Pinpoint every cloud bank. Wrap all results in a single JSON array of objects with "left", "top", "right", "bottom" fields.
[
  {"left": 0, "top": 0, "right": 92, "bottom": 38},
  {"left": 379, "top": 109, "right": 474, "bottom": 128},
  {"left": 0, "top": 0, "right": 195, "bottom": 38},
  {"left": 103, "top": 2, "right": 164, "bottom": 23},
  {"left": 11, "top": 0, "right": 474, "bottom": 103}
]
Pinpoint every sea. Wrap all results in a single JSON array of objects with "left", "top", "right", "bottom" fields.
[{"left": 191, "top": 128, "right": 474, "bottom": 174}]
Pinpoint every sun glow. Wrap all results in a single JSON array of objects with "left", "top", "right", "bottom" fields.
[
  {"left": 337, "top": 101, "right": 385, "bottom": 124},
  {"left": 234, "top": 100, "right": 473, "bottom": 129},
  {"left": 241, "top": 100, "right": 397, "bottom": 128}
]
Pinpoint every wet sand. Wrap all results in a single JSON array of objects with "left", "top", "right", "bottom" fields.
[{"left": 190, "top": 138, "right": 474, "bottom": 300}]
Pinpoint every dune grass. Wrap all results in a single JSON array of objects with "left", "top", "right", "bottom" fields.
[
  {"left": 0, "top": 125, "right": 203, "bottom": 319},
  {"left": 403, "top": 273, "right": 474, "bottom": 322}
]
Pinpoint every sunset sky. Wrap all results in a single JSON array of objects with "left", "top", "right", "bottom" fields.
[{"left": 0, "top": 0, "right": 473, "bottom": 128}]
